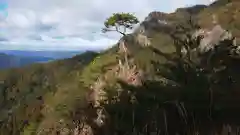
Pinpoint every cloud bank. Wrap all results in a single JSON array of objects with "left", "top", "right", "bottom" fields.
[{"left": 0, "top": 0, "right": 214, "bottom": 51}]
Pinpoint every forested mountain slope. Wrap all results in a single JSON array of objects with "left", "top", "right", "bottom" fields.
[
  {"left": 0, "top": 0, "right": 240, "bottom": 134},
  {"left": 0, "top": 51, "right": 98, "bottom": 134}
]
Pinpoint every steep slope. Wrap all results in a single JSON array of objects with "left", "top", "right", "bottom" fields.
[{"left": 74, "top": 1, "right": 240, "bottom": 134}]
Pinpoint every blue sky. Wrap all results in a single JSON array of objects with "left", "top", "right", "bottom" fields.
[{"left": 0, "top": 0, "right": 215, "bottom": 51}]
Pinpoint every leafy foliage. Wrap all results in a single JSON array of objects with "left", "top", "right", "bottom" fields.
[
  {"left": 102, "top": 13, "right": 139, "bottom": 36},
  {"left": 0, "top": 51, "right": 98, "bottom": 134}
]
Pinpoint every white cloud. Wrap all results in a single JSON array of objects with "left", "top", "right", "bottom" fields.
[{"left": 0, "top": 0, "right": 215, "bottom": 51}]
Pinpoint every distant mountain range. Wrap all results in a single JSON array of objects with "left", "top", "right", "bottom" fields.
[
  {"left": 0, "top": 53, "right": 53, "bottom": 69},
  {"left": 1, "top": 50, "right": 82, "bottom": 59},
  {"left": 0, "top": 50, "right": 83, "bottom": 69}
]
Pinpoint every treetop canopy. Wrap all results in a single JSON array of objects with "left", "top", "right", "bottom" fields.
[{"left": 104, "top": 13, "right": 139, "bottom": 29}]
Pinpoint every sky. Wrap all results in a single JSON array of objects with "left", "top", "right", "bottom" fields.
[{"left": 0, "top": 0, "right": 215, "bottom": 51}]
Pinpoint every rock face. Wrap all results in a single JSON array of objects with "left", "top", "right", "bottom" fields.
[
  {"left": 135, "top": 34, "right": 151, "bottom": 47},
  {"left": 144, "top": 11, "right": 169, "bottom": 22},
  {"left": 194, "top": 24, "right": 236, "bottom": 54},
  {"left": 139, "top": 11, "right": 173, "bottom": 36},
  {"left": 118, "top": 34, "right": 150, "bottom": 55},
  {"left": 178, "top": 23, "right": 239, "bottom": 68}
]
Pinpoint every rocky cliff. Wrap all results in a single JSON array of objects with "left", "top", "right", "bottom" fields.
[{"left": 79, "top": 1, "right": 240, "bottom": 134}]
